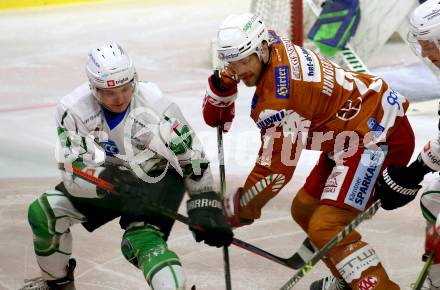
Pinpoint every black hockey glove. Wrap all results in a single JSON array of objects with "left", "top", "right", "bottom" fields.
[
  {"left": 98, "top": 165, "right": 143, "bottom": 195},
  {"left": 375, "top": 159, "right": 430, "bottom": 210},
  {"left": 187, "top": 191, "right": 233, "bottom": 248},
  {"left": 98, "top": 165, "right": 151, "bottom": 212}
]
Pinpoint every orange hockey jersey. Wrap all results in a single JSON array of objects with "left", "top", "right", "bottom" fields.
[{"left": 239, "top": 30, "right": 409, "bottom": 220}]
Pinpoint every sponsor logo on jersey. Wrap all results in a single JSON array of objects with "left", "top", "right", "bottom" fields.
[
  {"left": 297, "top": 47, "right": 321, "bottom": 82},
  {"left": 256, "top": 109, "right": 286, "bottom": 129},
  {"left": 336, "top": 97, "right": 362, "bottom": 121},
  {"left": 345, "top": 148, "right": 386, "bottom": 211},
  {"left": 251, "top": 94, "right": 259, "bottom": 110},
  {"left": 83, "top": 111, "right": 101, "bottom": 124},
  {"left": 281, "top": 37, "right": 301, "bottom": 80},
  {"left": 381, "top": 88, "right": 405, "bottom": 121},
  {"left": 367, "top": 118, "right": 385, "bottom": 139},
  {"left": 275, "top": 66, "right": 290, "bottom": 99},
  {"left": 385, "top": 89, "right": 402, "bottom": 110},
  {"left": 318, "top": 54, "right": 335, "bottom": 96},
  {"left": 101, "top": 139, "right": 119, "bottom": 156},
  {"left": 358, "top": 276, "right": 379, "bottom": 290},
  {"left": 301, "top": 48, "right": 315, "bottom": 76},
  {"left": 322, "top": 166, "right": 348, "bottom": 201},
  {"left": 268, "top": 30, "right": 281, "bottom": 44}
]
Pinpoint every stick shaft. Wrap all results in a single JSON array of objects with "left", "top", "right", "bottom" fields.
[
  {"left": 217, "top": 124, "right": 232, "bottom": 290},
  {"left": 413, "top": 251, "right": 435, "bottom": 290}
]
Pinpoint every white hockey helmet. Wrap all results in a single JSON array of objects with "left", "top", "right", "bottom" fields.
[
  {"left": 408, "top": 0, "right": 440, "bottom": 54},
  {"left": 86, "top": 42, "right": 137, "bottom": 99},
  {"left": 217, "top": 13, "right": 269, "bottom": 63}
]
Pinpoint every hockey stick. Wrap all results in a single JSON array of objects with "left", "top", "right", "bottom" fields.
[
  {"left": 279, "top": 199, "right": 382, "bottom": 290},
  {"left": 232, "top": 237, "right": 314, "bottom": 270},
  {"left": 58, "top": 162, "right": 311, "bottom": 269},
  {"left": 217, "top": 124, "right": 232, "bottom": 290},
  {"left": 413, "top": 251, "right": 435, "bottom": 290}
]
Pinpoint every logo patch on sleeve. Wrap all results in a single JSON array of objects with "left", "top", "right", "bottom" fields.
[
  {"left": 281, "top": 37, "right": 301, "bottom": 80},
  {"left": 296, "top": 47, "right": 321, "bottom": 82},
  {"left": 275, "top": 66, "right": 290, "bottom": 99}
]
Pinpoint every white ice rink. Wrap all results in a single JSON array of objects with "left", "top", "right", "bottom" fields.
[{"left": 1, "top": 0, "right": 440, "bottom": 289}]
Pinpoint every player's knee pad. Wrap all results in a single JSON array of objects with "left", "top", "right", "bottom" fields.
[
  {"left": 121, "top": 224, "right": 185, "bottom": 289},
  {"left": 290, "top": 187, "right": 320, "bottom": 231},
  {"left": 331, "top": 241, "right": 399, "bottom": 290},
  {"left": 28, "top": 191, "right": 80, "bottom": 256},
  {"left": 28, "top": 196, "right": 59, "bottom": 256}
]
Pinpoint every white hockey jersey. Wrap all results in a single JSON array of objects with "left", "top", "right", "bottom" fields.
[{"left": 56, "top": 81, "right": 214, "bottom": 198}]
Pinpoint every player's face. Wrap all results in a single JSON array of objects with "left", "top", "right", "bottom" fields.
[
  {"left": 229, "top": 53, "right": 264, "bottom": 87},
  {"left": 98, "top": 81, "right": 134, "bottom": 113},
  {"left": 419, "top": 39, "right": 440, "bottom": 68}
]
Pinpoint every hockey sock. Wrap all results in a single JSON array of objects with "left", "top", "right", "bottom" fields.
[{"left": 331, "top": 241, "right": 399, "bottom": 290}]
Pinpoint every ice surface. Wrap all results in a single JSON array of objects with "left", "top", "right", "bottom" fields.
[{"left": 0, "top": 1, "right": 439, "bottom": 289}]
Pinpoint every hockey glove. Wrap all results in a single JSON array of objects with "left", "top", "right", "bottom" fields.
[
  {"left": 223, "top": 187, "right": 254, "bottom": 228},
  {"left": 187, "top": 191, "right": 233, "bottom": 247},
  {"left": 202, "top": 68, "right": 239, "bottom": 132},
  {"left": 375, "top": 161, "right": 426, "bottom": 210},
  {"left": 98, "top": 165, "right": 151, "bottom": 213}
]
